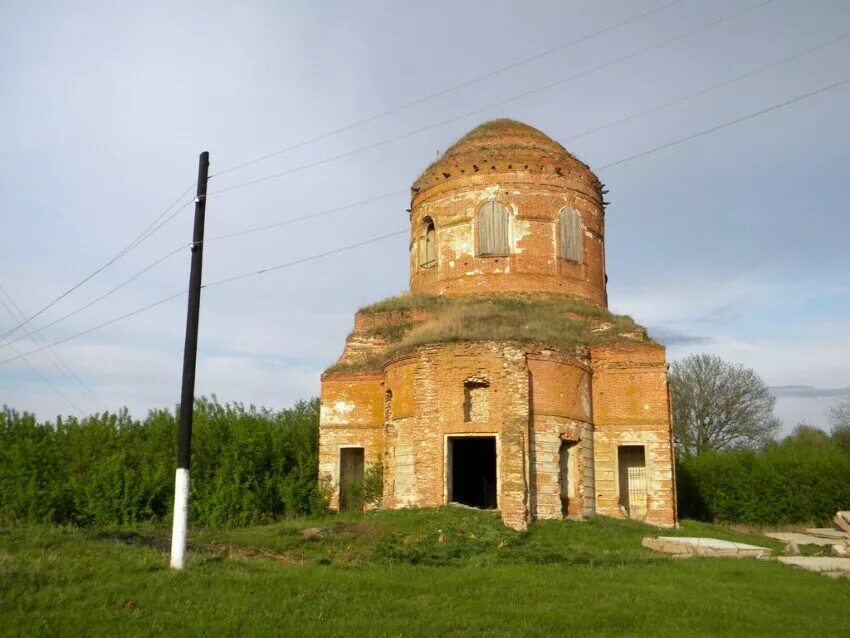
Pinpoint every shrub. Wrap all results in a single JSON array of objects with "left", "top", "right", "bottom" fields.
[
  {"left": 677, "top": 445, "right": 850, "bottom": 525},
  {"left": 0, "top": 397, "right": 323, "bottom": 528}
]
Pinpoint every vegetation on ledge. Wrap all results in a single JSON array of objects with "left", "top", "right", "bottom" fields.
[{"left": 327, "top": 293, "right": 655, "bottom": 374}]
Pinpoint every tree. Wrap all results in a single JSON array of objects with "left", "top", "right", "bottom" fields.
[
  {"left": 827, "top": 400, "right": 850, "bottom": 452},
  {"left": 669, "top": 354, "right": 781, "bottom": 456},
  {"left": 782, "top": 423, "right": 832, "bottom": 449}
]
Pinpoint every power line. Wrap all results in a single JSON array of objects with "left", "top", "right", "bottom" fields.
[
  {"left": 0, "top": 301, "right": 86, "bottom": 416},
  {"left": 202, "top": 229, "right": 408, "bottom": 288},
  {"left": 0, "top": 191, "right": 408, "bottom": 352},
  {"left": 3, "top": 2, "right": 691, "bottom": 348},
  {"left": 206, "top": 0, "right": 773, "bottom": 197},
  {"left": 562, "top": 31, "right": 850, "bottom": 144},
  {"left": 0, "top": 188, "right": 195, "bottom": 344},
  {"left": 0, "top": 284, "right": 108, "bottom": 411},
  {"left": 210, "top": 0, "right": 687, "bottom": 178},
  {"left": 0, "top": 65, "right": 850, "bottom": 365},
  {"left": 2, "top": 67, "right": 845, "bottom": 368},
  {"left": 593, "top": 75, "right": 850, "bottom": 171},
  {"left": 0, "top": 245, "right": 187, "bottom": 352},
  {"left": 0, "top": 230, "right": 408, "bottom": 367},
  {"left": 8, "top": 38, "right": 847, "bottom": 354},
  {"left": 203, "top": 190, "right": 407, "bottom": 244}
]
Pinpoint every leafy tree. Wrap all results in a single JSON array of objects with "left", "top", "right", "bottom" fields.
[
  {"left": 669, "top": 354, "right": 780, "bottom": 457},
  {"left": 827, "top": 400, "right": 850, "bottom": 452},
  {"left": 781, "top": 424, "right": 832, "bottom": 449}
]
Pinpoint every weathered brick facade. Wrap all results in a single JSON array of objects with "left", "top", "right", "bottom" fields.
[{"left": 319, "top": 120, "right": 677, "bottom": 529}]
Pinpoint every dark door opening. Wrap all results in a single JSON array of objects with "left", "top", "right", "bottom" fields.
[
  {"left": 618, "top": 445, "right": 647, "bottom": 520},
  {"left": 559, "top": 440, "right": 576, "bottom": 517},
  {"left": 448, "top": 436, "right": 497, "bottom": 509},
  {"left": 339, "top": 447, "right": 364, "bottom": 512}
]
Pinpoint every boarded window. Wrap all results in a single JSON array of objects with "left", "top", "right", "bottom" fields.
[
  {"left": 418, "top": 218, "right": 437, "bottom": 268},
  {"left": 559, "top": 207, "right": 583, "bottom": 262},
  {"left": 463, "top": 380, "right": 489, "bottom": 422},
  {"left": 477, "top": 202, "right": 510, "bottom": 256}
]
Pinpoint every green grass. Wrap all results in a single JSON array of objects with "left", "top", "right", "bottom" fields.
[
  {"left": 2, "top": 510, "right": 848, "bottom": 637},
  {"left": 329, "top": 294, "right": 654, "bottom": 374}
]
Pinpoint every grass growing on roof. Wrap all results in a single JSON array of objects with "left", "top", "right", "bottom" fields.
[{"left": 328, "top": 294, "right": 653, "bottom": 374}]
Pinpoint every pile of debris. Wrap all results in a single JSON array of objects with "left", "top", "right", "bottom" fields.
[
  {"left": 768, "top": 511, "right": 850, "bottom": 579},
  {"left": 641, "top": 512, "right": 850, "bottom": 580},
  {"left": 767, "top": 511, "right": 850, "bottom": 558}
]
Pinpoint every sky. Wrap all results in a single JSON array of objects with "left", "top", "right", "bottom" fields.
[{"left": 1, "top": 0, "right": 848, "bottom": 433}]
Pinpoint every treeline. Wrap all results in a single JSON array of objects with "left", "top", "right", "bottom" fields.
[
  {"left": 678, "top": 427, "right": 850, "bottom": 525},
  {"left": 3, "top": 396, "right": 850, "bottom": 528},
  {"left": 0, "top": 397, "right": 324, "bottom": 527}
]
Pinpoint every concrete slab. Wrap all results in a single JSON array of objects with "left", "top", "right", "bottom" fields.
[
  {"left": 805, "top": 528, "right": 848, "bottom": 540},
  {"left": 778, "top": 556, "right": 850, "bottom": 573},
  {"left": 643, "top": 537, "right": 773, "bottom": 558},
  {"left": 823, "top": 571, "right": 850, "bottom": 580},
  {"left": 765, "top": 532, "right": 837, "bottom": 547}
]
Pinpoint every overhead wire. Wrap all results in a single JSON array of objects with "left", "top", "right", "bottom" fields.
[
  {"left": 0, "top": 191, "right": 409, "bottom": 353},
  {"left": 3, "top": 29, "right": 846, "bottom": 354},
  {"left": 205, "top": 0, "right": 774, "bottom": 197},
  {"left": 0, "top": 230, "right": 409, "bottom": 367},
  {"left": 2, "top": 1, "right": 771, "bottom": 351},
  {"left": 0, "top": 299, "right": 86, "bottom": 416},
  {"left": 0, "top": 245, "right": 188, "bottom": 352},
  {"left": 210, "top": 0, "right": 688, "bottom": 178},
  {"left": 2, "top": 69, "right": 848, "bottom": 369},
  {"left": 562, "top": 31, "right": 850, "bottom": 144},
  {"left": 0, "top": 186, "right": 196, "bottom": 343},
  {"left": 7, "top": 3, "right": 694, "bottom": 356},
  {"left": 593, "top": 75, "right": 850, "bottom": 171},
  {"left": 0, "top": 284, "right": 108, "bottom": 412}
]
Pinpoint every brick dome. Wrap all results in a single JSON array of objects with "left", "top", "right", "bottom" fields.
[
  {"left": 409, "top": 119, "right": 608, "bottom": 306},
  {"left": 412, "top": 118, "right": 601, "bottom": 196}
]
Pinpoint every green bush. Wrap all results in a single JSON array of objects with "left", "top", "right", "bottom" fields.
[
  {"left": 0, "top": 397, "right": 324, "bottom": 528},
  {"left": 677, "top": 444, "right": 850, "bottom": 525}
]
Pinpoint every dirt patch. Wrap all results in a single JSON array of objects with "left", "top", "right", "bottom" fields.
[
  {"left": 203, "top": 543, "right": 306, "bottom": 564},
  {"left": 98, "top": 532, "right": 306, "bottom": 565},
  {"left": 97, "top": 532, "right": 171, "bottom": 552}
]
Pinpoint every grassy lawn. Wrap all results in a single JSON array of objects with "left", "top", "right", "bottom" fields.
[{"left": 1, "top": 509, "right": 848, "bottom": 637}]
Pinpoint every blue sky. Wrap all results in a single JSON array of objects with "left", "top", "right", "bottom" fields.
[{"left": 1, "top": 0, "right": 848, "bottom": 431}]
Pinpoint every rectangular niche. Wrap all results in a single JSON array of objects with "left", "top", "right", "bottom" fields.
[{"left": 463, "top": 380, "right": 489, "bottom": 423}]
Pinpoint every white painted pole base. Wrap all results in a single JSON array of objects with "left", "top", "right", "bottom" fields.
[{"left": 170, "top": 468, "right": 190, "bottom": 570}]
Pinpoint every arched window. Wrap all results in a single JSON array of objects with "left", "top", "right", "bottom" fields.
[
  {"left": 418, "top": 217, "right": 436, "bottom": 268},
  {"left": 478, "top": 201, "right": 510, "bottom": 256},
  {"left": 559, "top": 207, "right": 583, "bottom": 262}
]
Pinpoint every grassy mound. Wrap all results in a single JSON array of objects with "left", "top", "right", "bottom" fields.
[
  {"left": 189, "top": 507, "right": 784, "bottom": 567},
  {"left": 328, "top": 294, "right": 654, "bottom": 374},
  {"left": 4, "top": 511, "right": 848, "bottom": 636}
]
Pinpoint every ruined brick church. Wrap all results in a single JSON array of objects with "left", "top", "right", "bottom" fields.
[{"left": 319, "top": 119, "right": 676, "bottom": 529}]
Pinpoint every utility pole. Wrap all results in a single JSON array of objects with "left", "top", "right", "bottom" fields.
[{"left": 170, "top": 151, "right": 209, "bottom": 570}]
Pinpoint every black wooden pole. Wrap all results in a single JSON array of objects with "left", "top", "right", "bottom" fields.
[{"left": 170, "top": 150, "right": 209, "bottom": 570}]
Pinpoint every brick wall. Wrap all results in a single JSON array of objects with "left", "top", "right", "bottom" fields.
[
  {"left": 408, "top": 119, "right": 607, "bottom": 306},
  {"left": 590, "top": 345, "right": 676, "bottom": 527}
]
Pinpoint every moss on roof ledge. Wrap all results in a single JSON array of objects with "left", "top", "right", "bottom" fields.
[{"left": 325, "top": 293, "right": 657, "bottom": 375}]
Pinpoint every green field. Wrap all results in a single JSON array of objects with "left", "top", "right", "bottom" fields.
[{"left": 1, "top": 509, "right": 848, "bottom": 637}]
